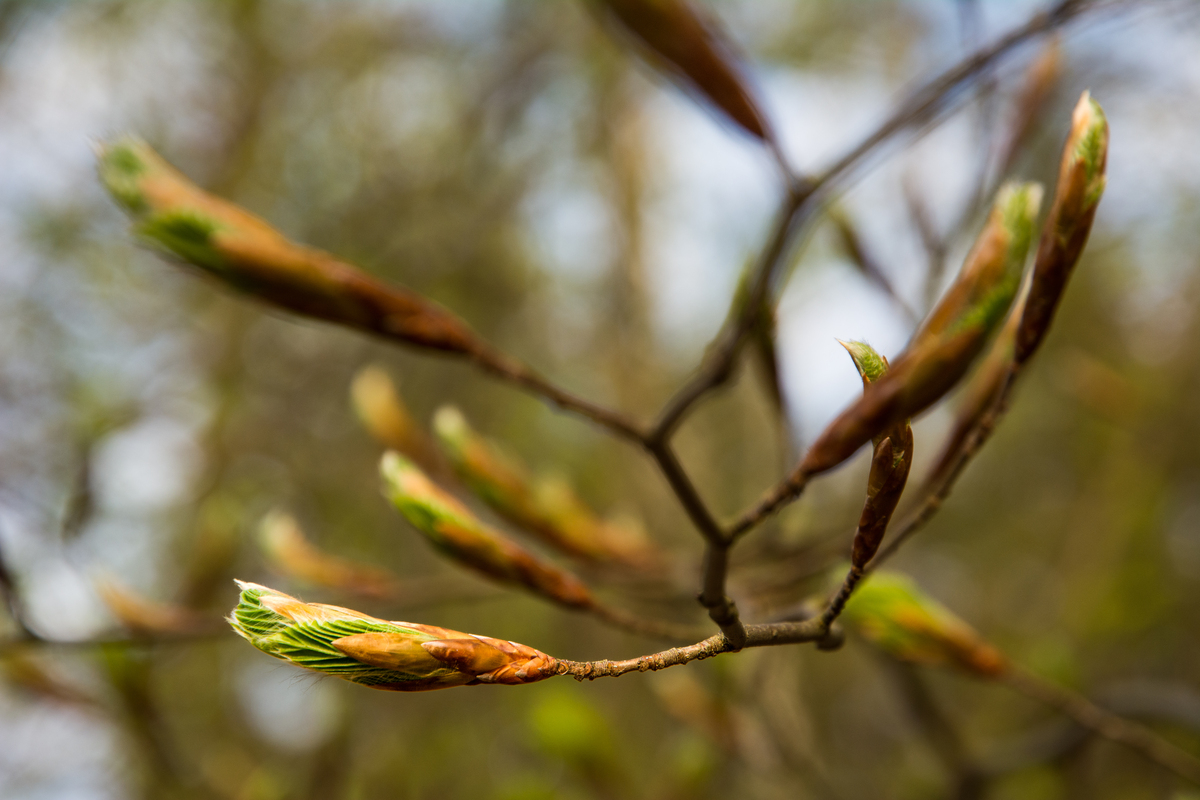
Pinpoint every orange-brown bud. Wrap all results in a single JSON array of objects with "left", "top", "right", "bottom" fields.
[
  {"left": 593, "top": 0, "right": 774, "bottom": 144},
  {"left": 1016, "top": 92, "right": 1108, "bottom": 363},
  {"left": 98, "top": 138, "right": 487, "bottom": 357}
]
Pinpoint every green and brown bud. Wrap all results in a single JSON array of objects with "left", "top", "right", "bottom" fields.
[
  {"left": 927, "top": 279, "right": 1028, "bottom": 486},
  {"left": 1016, "top": 92, "right": 1108, "bottom": 364},
  {"left": 257, "top": 511, "right": 400, "bottom": 600},
  {"left": 433, "top": 407, "right": 658, "bottom": 568},
  {"left": 800, "top": 183, "right": 1041, "bottom": 476},
  {"left": 380, "top": 452, "right": 595, "bottom": 608},
  {"left": 228, "top": 581, "right": 558, "bottom": 691},
  {"left": 851, "top": 430, "right": 913, "bottom": 569},
  {"left": 838, "top": 339, "right": 890, "bottom": 391},
  {"left": 841, "top": 572, "right": 1007, "bottom": 678},
  {"left": 97, "top": 138, "right": 486, "bottom": 356},
  {"left": 593, "top": 0, "right": 775, "bottom": 144}
]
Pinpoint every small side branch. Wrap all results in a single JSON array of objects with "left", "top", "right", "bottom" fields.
[{"left": 555, "top": 618, "right": 834, "bottom": 680}]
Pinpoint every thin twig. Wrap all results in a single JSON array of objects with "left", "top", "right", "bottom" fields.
[
  {"left": 471, "top": 346, "right": 649, "bottom": 442},
  {"left": 728, "top": 471, "right": 810, "bottom": 539},
  {"left": 1004, "top": 666, "right": 1200, "bottom": 785},
  {"left": 555, "top": 617, "right": 837, "bottom": 680},
  {"left": 810, "top": 0, "right": 1092, "bottom": 194},
  {"left": 639, "top": 439, "right": 748, "bottom": 644},
  {"left": 715, "top": 0, "right": 1102, "bottom": 550},
  {"left": 650, "top": 188, "right": 811, "bottom": 443}
]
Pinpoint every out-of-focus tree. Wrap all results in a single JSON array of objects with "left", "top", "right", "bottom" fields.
[{"left": 2, "top": 1, "right": 1200, "bottom": 798}]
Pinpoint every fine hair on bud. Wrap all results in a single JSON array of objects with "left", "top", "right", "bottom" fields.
[{"left": 228, "top": 581, "right": 558, "bottom": 691}]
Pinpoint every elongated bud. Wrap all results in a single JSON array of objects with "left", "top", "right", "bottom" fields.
[
  {"left": 1016, "top": 92, "right": 1108, "bottom": 363},
  {"left": 835, "top": 341, "right": 913, "bottom": 568},
  {"left": 380, "top": 452, "right": 594, "bottom": 608},
  {"left": 841, "top": 572, "right": 1006, "bottom": 678},
  {"left": 433, "top": 407, "right": 657, "bottom": 568},
  {"left": 593, "top": 0, "right": 775, "bottom": 144},
  {"left": 851, "top": 429, "right": 913, "bottom": 569},
  {"left": 800, "top": 183, "right": 1041, "bottom": 476},
  {"left": 228, "top": 581, "right": 558, "bottom": 691},
  {"left": 258, "top": 511, "right": 400, "bottom": 599},
  {"left": 97, "top": 138, "right": 486, "bottom": 356},
  {"left": 95, "top": 577, "right": 211, "bottom": 635},
  {"left": 927, "top": 279, "right": 1028, "bottom": 486}
]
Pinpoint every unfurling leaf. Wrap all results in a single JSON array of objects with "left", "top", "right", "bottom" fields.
[
  {"left": 433, "top": 407, "right": 658, "bottom": 568},
  {"left": 800, "top": 182, "right": 1042, "bottom": 476},
  {"left": 350, "top": 366, "right": 447, "bottom": 477},
  {"left": 380, "top": 452, "right": 595, "bottom": 608},
  {"left": 593, "top": 0, "right": 775, "bottom": 144},
  {"left": 257, "top": 511, "right": 400, "bottom": 599},
  {"left": 1016, "top": 92, "right": 1108, "bottom": 364},
  {"left": 838, "top": 339, "right": 890, "bottom": 389},
  {"left": 841, "top": 572, "right": 1007, "bottom": 678},
  {"left": 97, "top": 138, "right": 487, "bottom": 356},
  {"left": 228, "top": 581, "right": 558, "bottom": 691}
]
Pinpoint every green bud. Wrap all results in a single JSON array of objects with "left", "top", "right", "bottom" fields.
[
  {"left": 838, "top": 340, "right": 889, "bottom": 387},
  {"left": 841, "top": 572, "right": 1006, "bottom": 677},
  {"left": 228, "top": 581, "right": 559, "bottom": 691}
]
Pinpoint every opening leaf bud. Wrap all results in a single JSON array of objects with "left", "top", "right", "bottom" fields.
[
  {"left": 801, "top": 182, "right": 1041, "bottom": 476},
  {"left": 228, "top": 581, "right": 559, "bottom": 690},
  {"left": 1016, "top": 92, "right": 1108, "bottom": 363}
]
